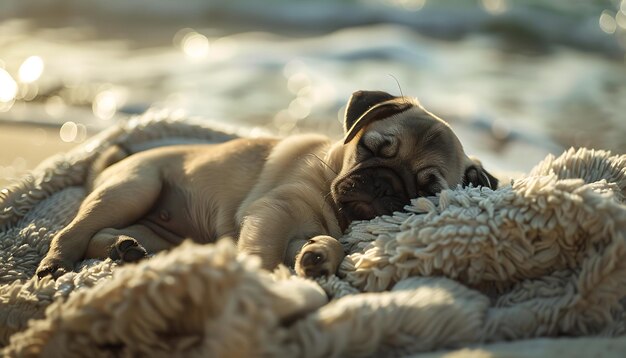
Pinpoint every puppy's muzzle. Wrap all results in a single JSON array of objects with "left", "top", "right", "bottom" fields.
[{"left": 333, "top": 167, "right": 410, "bottom": 222}]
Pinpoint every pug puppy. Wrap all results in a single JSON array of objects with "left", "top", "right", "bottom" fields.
[{"left": 35, "top": 90, "right": 497, "bottom": 279}]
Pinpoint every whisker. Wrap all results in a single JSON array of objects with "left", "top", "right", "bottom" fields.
[
  {"left": 481, "top": 171, "right": 493, "bottom": 189},
  {"left": 306, "top": 153, "right": 338, "bottom": 175},
  {"left": 320, "top": 189, "right": 336, "bottom": 213},
  {"left": 306, "top": 152, "right": 342, "bottom": 221},
  {"left": 388, "top": 73, "right": 408, "bottom": 105}
]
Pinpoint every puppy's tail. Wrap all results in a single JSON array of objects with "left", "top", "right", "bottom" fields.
[{"left": 86, "top": 144, "right": 130, "bottom": 192}]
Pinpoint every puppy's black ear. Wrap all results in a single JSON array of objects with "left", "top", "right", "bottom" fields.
[
  {"left": 463, "top": 159, "right": 499, "bottom": 190},
  {"left": 343, "top": 90, "right": 412, "bottom": 144},
  {"left": 344, "top": 90, "right": 395, "bottom": 131}
]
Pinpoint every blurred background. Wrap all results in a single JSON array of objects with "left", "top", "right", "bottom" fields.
[{"left": 1, "top": 0, "right": 625, "bottom": 187}]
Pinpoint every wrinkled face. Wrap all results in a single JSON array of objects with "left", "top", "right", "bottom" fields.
[{"left": 331, "top": 106, "right": 467, "bottom": 223}]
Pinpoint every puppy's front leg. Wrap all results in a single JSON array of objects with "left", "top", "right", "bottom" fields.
[
  {"left": 237, "top": 199, "right": 294, "bottom": 272},
  {"left": 237, "top": 197, "right": 344, "bottom": 278}
]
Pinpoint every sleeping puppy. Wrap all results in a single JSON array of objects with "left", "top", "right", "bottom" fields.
[{"left": 35, "top": 90, "right": 497, "bottom": 279}]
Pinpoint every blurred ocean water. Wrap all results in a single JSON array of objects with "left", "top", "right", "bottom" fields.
[{"left": 0, "top": 0, "right": 625, "bottom": 179}]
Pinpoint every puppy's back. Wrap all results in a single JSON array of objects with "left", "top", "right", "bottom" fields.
[{"left": 86, "top": 145, "right": 130, "bottom": 192}]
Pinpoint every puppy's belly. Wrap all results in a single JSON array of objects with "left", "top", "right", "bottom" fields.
[{"left": 139, "top": 183, "right": 205, "bottom": 245}]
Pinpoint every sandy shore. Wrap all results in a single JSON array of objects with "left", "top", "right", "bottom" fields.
[{"left": 0, "top": 123, "right": 79, "bottom": 188}]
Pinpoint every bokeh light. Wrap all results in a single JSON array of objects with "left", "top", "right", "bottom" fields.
[
  {"left": 17, "top": 83, "right": 38, "bottom": 101},
  {"left": 181, "top": 31, "right": 210, "bottom": 59},
  {"left": 287, "top": 72, "right": 311, "bottom": 94},
  {"left": 616, "top": 10, "right": 626, "bottom": 29},
  {"left": 482, "top": 0, "right": 507, "bottom": 15},
  {"left": 273, "top": 109, "right": 297, "bottom": 134},
  {"left": 45, "top": 96, "right": 66, "bottom": 118},
  {"left": 75, "top": 123, "right": 87, "bottom": 143},
  {"left": 0, "top": 68, "right": 17, "bottom": 103},
  {"left": 288, "top": 97, "right": 312, "bottom": 120},
  {"left": 93, "top": 90, "right": 118, "bottom": 120},
  {"left": 0, "top": 101, "right": 13, "bottom": 112},
  {"left": 59, "top": 121, "right": 78, "bottom": 142},
  {"left": 600, "top": 11, "right": 617, "bottom": 34},
  {"left": 17, "top": 56, "right": 44, "bottom": 83},
  {"left": 388, "top": 0, "right": 426, "bottom": 12}
]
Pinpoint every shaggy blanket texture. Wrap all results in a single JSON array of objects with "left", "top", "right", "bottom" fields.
[{"left": 1, "top": 113, "right": 626, "bottom": 357}]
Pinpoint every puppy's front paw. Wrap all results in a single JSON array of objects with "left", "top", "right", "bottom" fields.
[
  {"left": 295, "top": 236, "right": 345, "bottom": 278},
  {"left": 36, "top": 255, "right": 74, "bottom": 279}
]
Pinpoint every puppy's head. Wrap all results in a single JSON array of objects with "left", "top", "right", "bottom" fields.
[{"left": 331, "top": 90, "right": 498, "bottom": 224}]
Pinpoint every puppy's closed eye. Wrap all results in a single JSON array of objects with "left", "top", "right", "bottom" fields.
[{"left": 416, "top": 168, "right": 447, "bottom": 196}]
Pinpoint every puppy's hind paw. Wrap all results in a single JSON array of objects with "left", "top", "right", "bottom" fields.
[{"left": 109, "top": 236, "right": 148, "bottom": 263}]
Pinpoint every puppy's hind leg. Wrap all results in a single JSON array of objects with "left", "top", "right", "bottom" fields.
[
  {"left": 85, "top": 225, "right": 176, "bottom": 263},
  {"left": 36, "top": 169, "right": 163, "bottom": 278}
]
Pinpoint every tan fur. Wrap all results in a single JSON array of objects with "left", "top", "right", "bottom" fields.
[{"left": 35, "top": 91, "right": 495, "bottom": 279}]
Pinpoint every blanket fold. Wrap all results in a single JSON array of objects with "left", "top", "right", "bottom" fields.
[{"left": 1, "top": 113, "right": 625, "bottom": 357}]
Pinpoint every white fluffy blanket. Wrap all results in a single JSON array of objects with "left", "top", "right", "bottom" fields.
[{"left": 1, "top": 113, "right": 625, "bottom": 357}]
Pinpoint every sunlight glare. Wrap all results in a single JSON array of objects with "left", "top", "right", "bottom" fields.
[
  {"left": 287, "top": 72, "right": 311, "bottom": 94},
  {"left": 616, "top": 10, "right": 626, "bottom": 29},
  {"left": 0, "top": 102, "right": 13, "bottom": 112},
  {"left": 75, "top": 123, "right": 87, "bottom": 143},
  {"left": 93, "top": 90, "right": 118, "bottom": 120},
  {"left": 45, "top": 96, "right": 66, "bottom": 118},
  {"left": 283, "top": 60, "right": 307, "bottom": 78},
  {"left": 18, "top": 56, "right": 44, "bottom": 83},
  {"left": 599, "top": 11, "right": 617, "bottom": 34},
  {"left": 273, "top": 109, "right": 297, "bottom": 134},
  {"left": 482, "top": 0, "right": 507, "bottom": 15},
  {"left": 182, "top": 32, "right": 210, "bottom": 59},
  {"left": 288, "top": 97, "right": 312, "bottom": 120},
  {"left": 389, "top": 0, "right": 426, "bottom": 12},
  {"left": 0, "top": 68, "right": 18, "bottom": 103},
  {"left": 18, "top": 83, "right": 39, "bottom": 101},
  {"left": 60, "top": 121, "right": 78, "bottom": 142}
]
